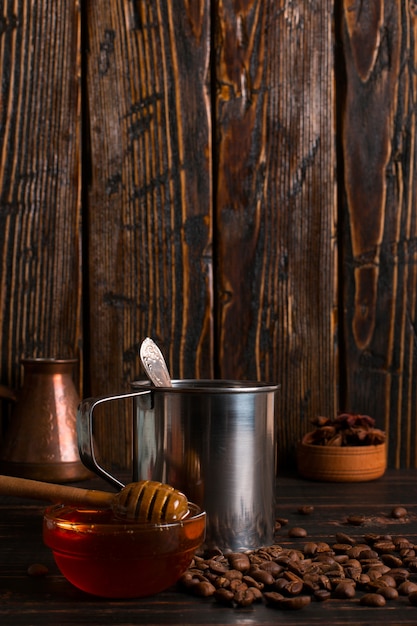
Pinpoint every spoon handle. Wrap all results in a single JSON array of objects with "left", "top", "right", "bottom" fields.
[
  {"left": 140, "top": 337, "right": 172, "bottom": 387},
  {"left": 0, "top": 474, "right": 114, "bottom": 508}
]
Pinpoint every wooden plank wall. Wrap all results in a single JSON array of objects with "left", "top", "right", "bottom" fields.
[
  {"left": 215, "top": 2, "right": 336, "bottom": 461},
  {"left": 0, "top": 0, "right": 415, "bottom": 471},
  {"left": 85, "top": 1, "right": 214, "bottom": 466},
  {"left": 0, "top": 4, "right": 82, "bottom": 380},
  {"left": 341, "top": 1, "right": 417, "bottom": 468}
]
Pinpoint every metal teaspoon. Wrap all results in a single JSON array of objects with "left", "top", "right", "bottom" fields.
[{"left": 139, "top": 337, "right": 173, "bottom": 387}]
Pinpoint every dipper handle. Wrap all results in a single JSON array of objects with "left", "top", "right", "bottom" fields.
[
  {"left": 0, "top": 474, "right": 115, "bottom": 508},
  {"left": 0, "top": 475, "right": 189, "bottom": 522}
]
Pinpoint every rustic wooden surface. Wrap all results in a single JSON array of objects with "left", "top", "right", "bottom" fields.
[
  {"left": 2, "top": 470, "right": 417, "bottom": 625},
  {"left": 1, "top": 1, "right": 417, "bottom": 471}
]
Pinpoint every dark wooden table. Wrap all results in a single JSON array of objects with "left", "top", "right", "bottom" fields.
[{"left": 1, "top": 470, "right": 417, "bottom": 625}]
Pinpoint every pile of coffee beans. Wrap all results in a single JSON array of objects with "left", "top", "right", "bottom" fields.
[{"left": 178, "top": 506, "right": 417, "bottom": 610}]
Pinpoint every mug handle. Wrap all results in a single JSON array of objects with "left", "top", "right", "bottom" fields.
[{"left": 77, "top": 390, "right": 152, "bottom": 490}]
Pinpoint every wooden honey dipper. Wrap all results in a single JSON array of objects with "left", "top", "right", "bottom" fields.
[{"left": 0, "top": 475, "right": 189, "bottom": 523}]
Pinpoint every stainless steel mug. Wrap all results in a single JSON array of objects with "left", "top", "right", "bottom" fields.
[{"left": 77, "top": 380, "right": 279, "bottom": 552}]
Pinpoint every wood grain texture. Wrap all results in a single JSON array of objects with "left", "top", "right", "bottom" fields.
[
  {"left": 85, "top": 1, "right": 212, "bottom": 468},
  {"left": 0, "top": 2, "right": 82, "bottom": 394},
  {"left": 2, "top": 1, "right": 417, "bottom": 473},
  {"left": 341, "top": 0, "right": 417, "bottom": 468},
  {"left": 215, "top": 1, "right": 337, "bottom": 464}
]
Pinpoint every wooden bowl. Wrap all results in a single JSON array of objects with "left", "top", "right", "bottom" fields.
[{"left": 297, "top": 439, "right": 387, "bottom": 482}]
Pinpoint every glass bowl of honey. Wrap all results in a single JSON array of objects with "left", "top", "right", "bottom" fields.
[{"left": 43, "top": 502, "right": 206, "bottom": 598}]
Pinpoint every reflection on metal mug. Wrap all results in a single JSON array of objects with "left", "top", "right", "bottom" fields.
[{"left": 77, "top": 380, "right": 279, "bottom": 552}]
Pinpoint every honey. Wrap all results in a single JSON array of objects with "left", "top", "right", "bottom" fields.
[{"left": 43, "top": 504, "right": 205, "bottom": 598}]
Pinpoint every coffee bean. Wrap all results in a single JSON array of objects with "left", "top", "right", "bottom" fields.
[
  {"left": 409, "top": 591, "right": 417, "bottom": 606},
  {"left": 360, "top": 592, "right": 386, "bottom": 607},
  {"left": 334, "top": 581, "right": 356, "bottom": 599},
  {"left": 27, "top": 563, "right": 48, "bottom": 577},
  {"left": 250, "top": 553, "right": 272, "bottom": 566},
  {"left": 378, "top": 574, "right": 396, "bottom": 587},
  {"left": 249, "top": 568, "right": 274, "bottom": 586},
  {"left": 258, "top": 560, "right": 283, "bottom": 576},
  {"left": 398, "top": 581, "right": 417, "bottom": 596},
  {"left": 229, "top": 579, "right": 247, "bottom": 592},
  {"left": 373, "top": 540, "right": 397, "bottom": 553},
  {"left": 263, "top": 591, "right": 285, "bottom": 606},
  {"left": 267, "top": 545, "right": 285, "bottom": 558},
  {"left": 367, "top": 568, "right": 383, "bottom": 582},
  {"left": 380, "top": 554, "right": 403, "bottom": 568},
  {"left": 335, "top": 532, "right": 356, "bottom": 544},
  {"left": 288, "top": 527, "right": 307, "bottom": 538},
  {"left": 192, "top": 581, "right": 216, "bottom": 597},
  {"left": 223, "top": 569, "right": 243, "bottom": 581},
  {"left": 333, "top": 543, "right": 353, "bottom": 554},
  {"left": 234, "top": 588, "right": 256, "bottom": 606},
  {"left": 248, "top": 586, "right": 263, "bottom": 601},
  {"left": 406, "top": 558, "right": 417, "bottom": 572},
  {"left": 186, "top": 568, "right": 209, "bottom": 582},
  {"left": 318, "top": 574, "right": 332, "bottom": 590},
  {"left": 227, "top": 552, "right": 250, "bottom": 572},
  {"left": 288, "top": 560, "right": 311, "bottom": 577},
  {"left": 283, "top": 570, "right": 303, "bottom": 583},
  {"left": 284, "top": 580, "right": 304, "bottom": 596},
  {"left": 181, "top": 524, "right": 417, "bottom": 613},
  {"left": 275, "top": 554, "right": 291, "bottom": 567},
  {"left": 367, "top": 580, "right": 391, "bottom": 593},
  {"left": 358, "top": 548, "right": 378, "bottom": 560},
  {"left": 179, "top": 572, "right": 197, "bottom": 589},
  {"left": 214, "top": 588, "right": 234, "bottom": 605},
  {"left": 367, "top": 563, "right": 391, "bottom": 575},
  {"left": 304, "top": 572, "right": 322, "bottom": 589},
  {"left": 388, "top": 567, "right": 409, "bottom": 584},
  {"left": 347, "top": 515, "right": 366, "bottom": 526},
  {"left": 303, "top": 541, "right": 318, "bottom": 556},
  {"left": 360, "top": 558, "right": 382, "bottom": 569},
  {"left": 209, "top": 559, "right": 228, "bottom": 574},
  {"left": 347, "top": 545, "right": 369, "bottom": 559},
  {"left": 242, "top": 575, "right": 263, "bottom": 589},
  {"left": 276, "top": 595, "right": 311, "bottom": 610},
  {"left": 379, "top": 586, "right": 399, "bottom": 601},
  {"left": 287, "top": 548, "right": 305, "bottom": 560},
  {"left": 329, "top": 576, "right": 346, "bottom": 588},
  {"left": 401, "top": 547, "right": 415, "bottom": 558},
  {"left": 344, "top": 557, "right": 361, "bottom": 568},
  {"left": 297, "top": 505, "right": 314, "bottom": 515},
  {"left": 274, "top": 577, "right": 289, "bottom": 592},
  {"left": 356, "top": 573, "right": 371, "bottom": 588},
  {"left": 193, "top": 555, "right": 209, "bottom": 570},
  {"left": 391, "top": 506, "right": 407, "bottom": 519}
]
